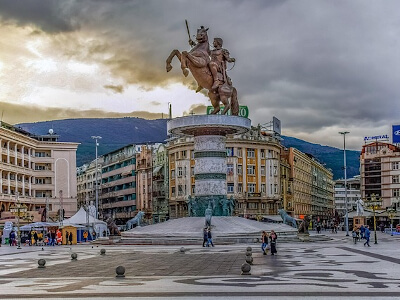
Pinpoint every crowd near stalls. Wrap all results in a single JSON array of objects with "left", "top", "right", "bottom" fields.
[{"left": 0, "top": 207, "right": 108, "bottom": 246}]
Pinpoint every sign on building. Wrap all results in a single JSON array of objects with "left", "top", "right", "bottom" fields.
[
  {"left": 393, "top": 125, "right": 400, "bottom": 144},
  {"left": 273, "top": 116, "right": 281, "bottom": 135},
  {"left": 364, "top": 135, "right": 389, "bottom": 142},
  {"left": 206, "top": 106, "right": 249, "bottom": 118}
]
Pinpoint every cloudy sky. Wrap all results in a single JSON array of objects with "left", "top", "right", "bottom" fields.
[{"left": 0, "top": 0, "right": 399, "bottom": 150}]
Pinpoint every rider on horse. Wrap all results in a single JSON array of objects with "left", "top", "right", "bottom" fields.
[{"left": 209, "top": 38, "right": 236, "bottom": 91}]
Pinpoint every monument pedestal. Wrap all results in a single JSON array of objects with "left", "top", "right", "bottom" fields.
[{"left": 168, "top": 115, "right": 250, "bottom": 216}]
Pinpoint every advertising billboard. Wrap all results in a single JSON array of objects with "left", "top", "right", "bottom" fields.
[
  {"left": 273, "top": 116, "right": 281, "bottom": 135},
  {"left": 393, "top": 125, "right": 400, "bottom": 144}
]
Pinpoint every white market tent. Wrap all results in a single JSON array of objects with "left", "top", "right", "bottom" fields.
[{"left": 63, "top": 207, "right": 107, "bottom": 236}]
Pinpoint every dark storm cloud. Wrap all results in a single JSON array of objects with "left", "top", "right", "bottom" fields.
[{"left": 0, "top": 0, "right": 81, "bottom": 32}]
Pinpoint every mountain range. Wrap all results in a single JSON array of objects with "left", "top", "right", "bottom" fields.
[{"left": 17, "top": 117, "right": 360, "bottom": 180}]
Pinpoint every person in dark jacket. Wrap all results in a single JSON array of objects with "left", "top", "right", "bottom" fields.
[
  {"left": 364, "top": 226, "right": 371, "bottom": 247},
  {"left": 269, "top": 230, "right": 278, "bottom": 255},
  {"left": 261, "top": 231, "right": 269, "bottom": 255},
  {"left": 68, "top": 232, "right": 73, "bottom": 245},
  {"left": 206, "top": 228, "right": 214, "bottom": 247},
  {"left": 202, "top": 228, "right": 208, "bottom": 247}
]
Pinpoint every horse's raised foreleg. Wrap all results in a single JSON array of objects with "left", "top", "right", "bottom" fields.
[
  {"left": 209, "top": 91, "right": 220, "bottom": 114},
  {"left": 166, "top": 49, "right": 181, "bottom": 72}
]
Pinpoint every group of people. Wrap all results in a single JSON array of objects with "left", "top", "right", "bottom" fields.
[
  {"left": 261, "top": 230, "right": 278, "bottom": 255},
  {"left": 352, "top": 225, "right": 371, "bottom": 246}
]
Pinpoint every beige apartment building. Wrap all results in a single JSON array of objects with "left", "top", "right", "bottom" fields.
[
  {"left": 167, "top": 127, "right": 283, "bottom": 219},
  {"left": 360, "top": 142, "right": 400, "bottom": 208},
  {"left": 0, "top": 122, "right": 79, "bottom": 222},
  {"left": 282, "top": 147, "right": 334, "bottom": 221}
]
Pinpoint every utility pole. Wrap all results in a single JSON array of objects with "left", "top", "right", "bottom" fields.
[
  {"left": 91, "top": 136, "right": 102, "bottom": 219},
  {"left": 339, "top": 131, "right": 350, "bottom": 236}
]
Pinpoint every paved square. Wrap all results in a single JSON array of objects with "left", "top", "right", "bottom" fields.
[{"left": 0, "top": 232, "right": 399, "bottom": 299}]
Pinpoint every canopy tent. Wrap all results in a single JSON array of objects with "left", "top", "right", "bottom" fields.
[
  {"left": 20, "top": 222, "right": 59, "bottom": 231},
  {"left": 63, "top": 207, "right": 106, "bottom": 226},
  {"left": 63, "top": 207, "right": 107, "bottom": 237}
]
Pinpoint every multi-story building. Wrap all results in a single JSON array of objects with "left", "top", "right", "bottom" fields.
[
  {"left": 360, "top": 142, "right": 400, "bottom": 208},
  {"left": 0, "top": 122, "right": 78, "bottom": 222},
  {"left": 310, "top": 154, "right": 334, "bottom": 221},
  {"left": 281, "top": 148, "right": 334, "bottom": 222},
  {"left": 76, "top": 157, "right": 104, "bottom": 210},
  {"left": 282, "top": 147, "right": 313, "bottom": 218},
  {"left": 152, "top": 144, "right": 169, "bottom": 223},
  {"left": 166, "top": 127, "right": 283, "bottom": 219},
  {"left": 100, "top": 145, "right": 137, "bottom": 224},
  {"left": 136, "top": 145, "right": 155, "bottom": 223},
  {"left": 334, "top": 175, "right": 361, "bottom": 216}
]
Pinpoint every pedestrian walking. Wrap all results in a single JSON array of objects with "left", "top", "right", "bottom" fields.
[
  {"left": 360, "top": 225, "right": 365, "bottom": 239},
  {"left": 352, "top": 227, "right": 358, "bottom": 244},
  {"left": 68, "top": 232, "right": 73, "bottom": 245},
  {"left": 202, "top": 228, "right": 208, "bottom": 247},
  {"left": 364, "top": 225, "right": 371, "bottom": 247},
  {"left": 206, "top": 228, "right": 214, "bottom": 247},
  {"left": 261, "top": 231, "right": 269, "bottom": 255},
  {"left": 269, "top": 230, "right": 278, "bottom": 255},
  {"left": 83, "top": 231, "right": 88, "bottom": 243},
  {"left": 316, "top": 224, "right": 321, "bottom": 234},
  {"left": 51, "top": 231, "right": 56, "bottom": 246}
]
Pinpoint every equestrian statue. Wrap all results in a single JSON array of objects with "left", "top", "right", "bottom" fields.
[{"left": 166, "top": 20, "right": 239, "bottom": 115}]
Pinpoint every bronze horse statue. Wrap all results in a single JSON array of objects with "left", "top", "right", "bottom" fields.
[{"left": 166, "top": 26, "right": 239, "bottom": 115}]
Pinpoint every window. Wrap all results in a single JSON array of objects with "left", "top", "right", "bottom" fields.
[
  {"left": 191, "top": 167, "right": 194, "bottom": 176},
  {"left": 247, "top": 165, "right": 255, "bottom": 175},
  {"left": 181, "top": 150, "right": 187, "bottom": 158},
  {"left": 393, "top": 162, "right": 399, "bottom": 170},
  {"left": 226, "top": 147, "right": 234, "bottom": 157},
  {"left": 238, "top": 165, "right": 243, "bottom": 175},
  {"left": 192, "top": 185, "right": 195, "bottom": 194},
  {"left": 178, "top": 167, "right": 183, "bottom": 177},
  {"left": 247, "top": 202, "right": 258, "bottom": 209},
  {"left": 273, "top": 166, "right": 278, "bottom": 176},
  {"left": 261, "top": 149, "right": 265, "bottom": 158},
  {"left": 260, "top": 166, "right": 265, "bottom": 176},
  {"left": 238, "top": 183, "right": 243, "bottom": 193},
  {"left": 227, "top": 183, "right": 234, "bottom": 193},
  {"left": 393, "top": 175, "right": 399, "bottom": 184},
  {"left": 171, "top": 170, "right": 175, "bottom": 178},
  {"left": 178, "top": 185, "right": 183, "bottom": 196},
  {"left": 171, "top": 187, "right": 175, "bottom": 197},
  {"left": 394, "top": 188, "right": 400, "bottom": 197},
  {"left": 237, "top": 148, "right": 242, "bottom": 157},
  {"left": 247, "top": 148, "right": 255, "bottom": 158},
  {"left": 247, "top": 183, "right": 256, "bottom": 193},
  {"left": 227, "top": 164, "right": 234, "bottom": 176},
  {"left": 261, "top": 203, "right": 266, "bottom": 209},
  {"left": 274, "top": 184, "right": 278, "bottom": 194},
  {"left": 261, "top": 184, "right": 266, "bottom": 193}
]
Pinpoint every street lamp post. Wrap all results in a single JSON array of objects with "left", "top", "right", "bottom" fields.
[
  {"left": 366, "top": 194, "right": 382, "bottom": 244},
  {"left": 9, "top": 193, "right": 32, "bottom": 249},
  {"left": 339, "top": 131, "right": 350, "bottom": 236},
  {"left": 91, "top": 136, "right": 102, "bottom": 220},
  {"left": 387, "top": 208, "right": 396, "bottom": 236}
]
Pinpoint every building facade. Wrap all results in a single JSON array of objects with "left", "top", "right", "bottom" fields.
[
  {"left": 334, "top": 176, "right": 361, "bottom": 216},
  {"left": 0, "top": 122, "right": 78, "bottom": 222},
  {"left": 360, "top": 142, "right": 400, "bottom": 208},
  {"left": 282, "top": 147, "right": 334, "bottom": 222},
  {"left": 152, "top": 144, "right": 169, "bottom": 223},
  {"left": 100, "top": 145, "right": 137, "bottom": 224}
]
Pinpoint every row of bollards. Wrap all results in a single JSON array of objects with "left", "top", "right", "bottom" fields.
[
  {"left": 37, "top": 248, "right": 125, "bottom": 278},
  {"left": 241, "top": 246, "right": 252, "bottom": 275}
]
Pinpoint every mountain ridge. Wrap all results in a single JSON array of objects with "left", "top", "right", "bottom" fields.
[{"left": 17, "top": 117, "right": 360, "bottom": 180}]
